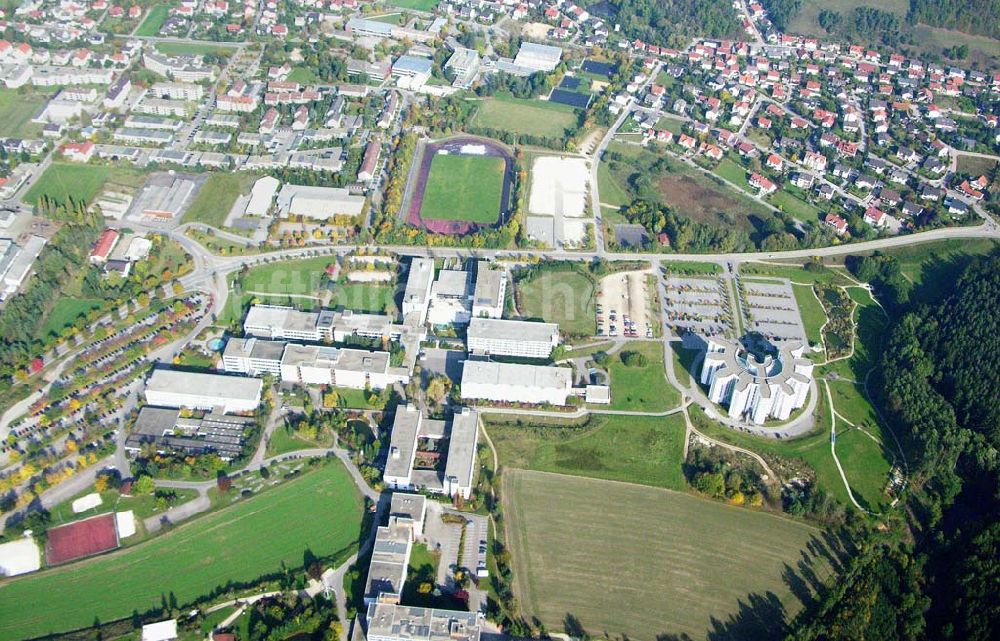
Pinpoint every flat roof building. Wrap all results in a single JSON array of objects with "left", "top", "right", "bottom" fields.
[
  {"left": 276, "top": 184, "right": 366, "bottom": 219},
  {"left": 461, "top": 360, "right": 572, "bottom": 406},
  {"left": 402, "top": 258, "right": 434, "bottom": 325},
  {"left": 383, "top": 405, "right": 480, "bottom": 499},
  {"left": 125, "top": 406, "right": 253, "bottom": 460},
  {"left": 467, "top": 318, "right": 558, "bottom": 359},
  {"left": 364, "top": 520, "right": 412, "bottom": 606},
  {"left": 472, "top": 261, "right": 506, "bottom": 319},
  {"left": 245, "top": 176, "right": 280, "bottom": 217},
  {"left": 366, "top": 604, "right": 481, "bottom": 641},
  {"left": 428, "top": 269, "right": 473, "bottom": 325},
  {"left": 513, "top": 42, "right": 562, "bottom": 72},
  {"left": 143, "top": 369, "right": 263, "bottom": 414}
]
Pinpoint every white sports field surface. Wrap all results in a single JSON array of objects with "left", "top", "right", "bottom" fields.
[
  {"left": 528, "top": 156, "right": 589, "bottom": 218},
  {"left": 115, "top": 510, "right": 137, "bottom": 539},
  {"left": 0, "top": 537, "right": 41, "bottom": 577},
  {"left": 72, "top": 492, "right": 103, "bottom": 514}
]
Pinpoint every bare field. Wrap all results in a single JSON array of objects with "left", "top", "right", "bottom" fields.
[
  {"left": 656, "top": 173, "right": 757, "bottom": 231},
  {"left": 503, "top": 470, "right": 840, "bottom": 641}
]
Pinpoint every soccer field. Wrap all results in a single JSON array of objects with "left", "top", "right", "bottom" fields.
[
  {"left": 419, "top": 154, "right": 505, "bottom": 223},
  {"left": 0, "top": 462, "right": 364, "bottom": 640},
  {"left": 503, "top": 470, "right": 839, "bottom": 641}
]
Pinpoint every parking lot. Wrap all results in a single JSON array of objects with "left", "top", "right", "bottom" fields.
[
  {"left": 737, "top": 278, "right": 807, "bottom": 343},
  {"left": 597, "top": 270, "right": 653, "bottom": 339},
  {"left": 661, "top": 276, "right": 733, "bottom": 338}
]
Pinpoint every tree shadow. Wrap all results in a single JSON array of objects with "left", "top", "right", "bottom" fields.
[{"left": 705, "top": 590, "right": 788, "bottom": 641}]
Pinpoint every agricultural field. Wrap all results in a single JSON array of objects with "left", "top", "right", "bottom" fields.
[
  {"left": 134, "top": 5, "right": 170, "bottom": 36},
  {"left": 604, "top": 340, "right": 679, "bottom": 412},
  {"left": 0, "top": 462, "right": 364, "bottom": 640},
  {"left": 488, "top": 413, "right": 687, "bottom": 490},
  {"left": 419, "top": 154, "right": 505, "bottom": 223},
  {"left": 503, "top": 470, "right": 838, "bottom": 641},
  {"left": 24, "top": 163, "right": 111, "bottom": 208},
  {"left": 183, "top": 172, "right": 257, "bottom": 229},
  {"left": 472, "top": 94, "right": 579, "bottom": 138},
  {"left": 517, "top": 266, "right": 596, "bottom": 337},
  {"left": 0, "top": 88, "right": 49, "bottom": 138}
]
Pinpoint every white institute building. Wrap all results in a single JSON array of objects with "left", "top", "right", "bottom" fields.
[
  {"left": 467, "top": 318, "right": 559, "bottom": 359},
  {"left": 383, "top": 405, "right": 480, "bottom": 500},
  {"left": 700, "top": 338, "right": 814, "bottom": 424},
  {"left": 143, "top": 369, "right": 263, "bottom": 414},
  {"left": 461, "top": 360, "right": 572, "bottom": 406},
  {"left": 401, "top": 257, "right": 434, "bottom": 325}
]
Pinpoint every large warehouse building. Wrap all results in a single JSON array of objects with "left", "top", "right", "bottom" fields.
[
  {"left": 700, "top": 338, "right": 814, "bottom": 424},
  {"left": 143, "top": 369, "right": 263, "bottom": 414},
  {"left": 467, "top": 318, "right": 559, "bottom": 358},
  {"left": 276, "top": 184, "right": 365, "bottom": 219},
  {"left": 460, "top": 360, "right": 572, "bottom": 406}
]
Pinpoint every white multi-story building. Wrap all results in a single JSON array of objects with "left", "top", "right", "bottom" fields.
[
  {"left": 401, "top": 258, "right": 434, "bottom": 325},
  {"left": 467, "top": 318, "right": 559, "bottom": 358},
  {"left": 383, "top": 405, "right": 480, "bottom": 500},
  {"left": 366, "top": 604, "right": 481, "bottom": 641},
  {"left": 427, "top": 269, "right": 473, "bottom": 325},
  {"left": 472, "top": 261, "right": 506, "bottom": 319},
  {"left": 150, "top": 81, "right": 204, "bottom": 101},
  {"left": 143, "top": 369, "right": 263, "bottom": 414},
  {"left": 221, "top": 337, "right": 284, "bottom": 375},
  {"left": 461, "top": 361, "right": 572, "bottom": 406},
  {"left": 700, "top": 338, "right": 814, "bottom": 424}
]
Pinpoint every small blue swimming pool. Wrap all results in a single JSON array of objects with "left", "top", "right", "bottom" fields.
[{"left": 207, "top": 338, "right": 225, "bottom": 351}]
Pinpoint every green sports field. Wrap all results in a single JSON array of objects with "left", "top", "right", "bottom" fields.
[
  {"left": 472, "top": 94, "right": 579, "bottom": 138},
  {"left": 503, "top": 470, "right": 838, "bottom": 641},
  {"left": 419, "top": 154, "right": 505, "bottom": 223},
  {"left": 0, "top": 462, "right": 364, "bottom": 640}
]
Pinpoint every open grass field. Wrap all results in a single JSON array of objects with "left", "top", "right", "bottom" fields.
[
  {"left": 605, "top": 340, "right": 679, "bottom": 412},
  {"left": 503, "top": 470, "right": 838, "bottom": 641},
  {"left": 329, "top": 281, "right": 396, "bottom": 314},
  {"left": 597, "top": 160, "right": 629, "bottom": 208},
  {"left": 0, "top": 462, "right": 364, "bottom": 640},
  {"left": 386, "top": 0, "right": 438, "bottom": 9},
  {"left": 154, "top": 42, "right": 234, "bottom": 56},
  {"left": 489, "top": 413, "right": 687, "bottom": 490},
  {"left": 183, "top": 172, "right": 256, "bottom": 228},
  {"left": 134, "top": 4, "right": 170, "bottom": 36},
  {"left": 770, "top": 189, "right": 822, "bottom": 222},
  {"left": 0, "top": 88, "right": 47, "bottom": 138},
  {"left": 472, "top": 94, "right": 579, "bottom": 139},
  {"left": 739, "top": 261, "right": 854, "bottom": 286},
  {"left": 827, "top": 380, "right": 894, "bottom": 512},
  {"left": 234, "top": 255, "right": 335, "bottom": 297},
  {"left": 955, "top": 154, "right": 998, "bottom": 176},
  {"left": 41, "top": 297, "right": 104, "bottom": 338},
  {"left": 714, "top": 157, "right": 755, "bottom": 192},
  {"left": 518, "top": 267, "right": 596, "bottom": 337},
  {"left": 24, "top": 163, "right": 111, "bottom": 208},
  {"left": 791, "top": 284, "right": 825, "bottom": 346},
  {"left": 286, "top": 67, "right": 320, "bottom": 84},
  {"left": 419, "top": 154, "right": 505, "bottom": 223},
  {"left": 788, "top": 0, "right": 908, "bottom": 37}
]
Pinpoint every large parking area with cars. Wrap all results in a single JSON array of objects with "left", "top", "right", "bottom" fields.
[
  {"left": 661, "top": 275, "right": 734, "bottom": 338},
  {"left": 737, "top": 278, "right": 807, "bottom": 343},
  {"left": 596, "top": 271, "right": 654, "bottom": 339}
]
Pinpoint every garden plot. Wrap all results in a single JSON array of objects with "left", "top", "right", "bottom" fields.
[
  {"left": 739, "top": 279, "right": 807, "bottom": 343},
  {"left": 662, "top": 276, "right": 732, "bottom": 338},
  {"left": 597, "top": 270, "right": 652, "bottom": 338}
]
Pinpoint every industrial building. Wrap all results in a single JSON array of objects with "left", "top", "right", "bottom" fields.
[
  {"left": 143, "top": 369, "right": 263, "bottom": 414},
  {"left": 700, "top": 338, "right": 814, "bottom": 424},
  {"left": 512, "top": 42, "right": 562, "bottom": 72},
  {"left": 124, "top": 406, "right": 254, "bottom": 460},
  {"left": 275, "top": 184, "right": 366, "bottom": 219},
  {"left": 383, "top": 405, "right": 481, "bottom": 500},
  {"left": 466, "top": 318, "right": 559, "bottom": 358},
  {"left": 245, "top": 176, "right": 280, "bottom": 217},
  {"left": 460, "top": 360, "right": 573, "bottom": 406}
]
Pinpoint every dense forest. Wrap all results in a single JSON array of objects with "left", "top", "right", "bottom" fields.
[
  {"left": 792, "top": 252, "right": 1000, "bottom": 640},
  {"left": 582, "top": 0, "right": 742, "bottom": 48},
  {"left": 760, "top": 0, "right": 802, "bottom": 31},
  {"left": 908, "top": 0, "right": 1000, "bottom": 40}
]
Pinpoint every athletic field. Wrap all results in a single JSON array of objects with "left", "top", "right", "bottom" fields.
[
  {"left": 0, "top": 462, "right": 364, "bottom": 640},
  {"left": 503, "top": 470, "right": 839, "bottom": 641},
  {"left": 419, "top": 154, "right": 505, "bottom": 223}
]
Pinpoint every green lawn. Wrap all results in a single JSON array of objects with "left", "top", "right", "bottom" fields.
[
  {"left": 41, "top": 297, "right": 104, "bottom": 338},
  {"left": 24, "top": 163, "right": 111, "bottom": 208},
  {"left": 266, "top": 425, "right": 319, "bottom": 457},
  {"left": 154, "top": 42, "right": 234, "bottom": 56},
  {"left": 134, "top": 4, "right": 170, "bottom": 36},
  {"left": 0, "top": 88, "right": 47, "bottom": 138},
  {"left": 286, "top": 67, "right": 320, "bottom": 84},
  {"left": 739, "top": 261, "right": 854, "bottom": 286},
  {"left": 235, "top": 255, "right": 336, "bottom": 297},
  {"left": 329, "top": 282, "right": 396, "bottom": 314},
  {"left": 386, "top": 0, "right": 438, "bottom": 10},
  {"left": 661, "top": 260, "right": 722, "bottom": 275},
  {"left": 819, "top": 287, "right": 888, "bottom": 381},
  {"left": 791, "top": 284, "right": 826, "bottom": 346},
  {"left": 868, "top": 238, "right": 1000, "bottom": 304},
  {"left": 489, "top": 413, "right": 687, "bottom": 490},
  {"left": 605, "top": 341, "right": 679, "bottom": 412},
  {"left": 827, "top": 380, "right": 893, "bottom": 512},
  {"left": 472, "top": 94, "right": 579, "bottom": 139},
  {"left": 597, "top": 160, "right": 629, "bottom": 208},
  {"left": 0, "top": 462, "right": 364, "bottom": 640},
  {"left": 183, "top": 173, "right": 256, "bottom": 229},
  {"left": 503, "top": 469, "right": 836, "bottom": 641},
  {"left": 770, "top": 189, "right": 822, "bottom": 221},
  {"left": 518, "top": 267, "right": 596, "bottom": 337},
  {"left": 371, "top": 12, "right": 404, "bottom": 24},
  {"left": 419, "top": 154, "right": 505, "bottom": 223},
  {"left": 44, "top": 487, "right": 201, "bottom": 529}
]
